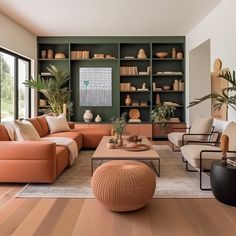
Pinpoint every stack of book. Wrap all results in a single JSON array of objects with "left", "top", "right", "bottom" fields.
[
  {"left": 120, "top": 67, "right": 138, "bottom": 75},
  {"left": 71, "top": 51, "right": 89, "bottom": 59}
]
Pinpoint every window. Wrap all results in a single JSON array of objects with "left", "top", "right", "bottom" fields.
[{"left": 0, "top": 48, "right": 31, "bottom": 122}]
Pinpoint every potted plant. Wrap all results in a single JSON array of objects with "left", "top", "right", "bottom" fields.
[
  {"left": 189, "top": 70, "right": 236, "bottom": 111},
  {"left": 24, "top": 65, "right": 73, "bottom": 116},
  {"left": 112, "top": 113, "right": 127, "bottom": 146},
  {"left": 151, "top": 104, "right": 176, "bottom": 133}
]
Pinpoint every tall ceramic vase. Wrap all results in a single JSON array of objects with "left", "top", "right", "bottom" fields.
[{"left": 83, "top": 110, "right": 93, "bottom": 123}]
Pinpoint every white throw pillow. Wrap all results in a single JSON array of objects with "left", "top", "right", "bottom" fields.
[
  {"left": 14, "top": 120, "right": 41, "bottom": 141},
  {"left": 223, "top": 121, "right": 236, "bottom": 151},
  {"left": 46, "top": 114, "right": 70, "bottom": 133},
  {"left": 190, "top": 116, "right": 213, "bottom": 140}
]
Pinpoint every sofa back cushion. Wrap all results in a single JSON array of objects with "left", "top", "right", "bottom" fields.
[
  {"left": 223, "top": 121, "right": 236, "bottom": 151},
  {"left": 0, "top": 124, "right": 11, "bottom": 141},
  {"left": 28, "top": 116, "right": 49, "bottom": 137},
  {"left": 14, "top": 120, "right": 41, "bottom": 141},
  {"left": 190, "top": 116, "right": 213, "bottom": 139}
]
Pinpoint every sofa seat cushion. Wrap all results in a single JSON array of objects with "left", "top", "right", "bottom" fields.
[
  {"left": 181, "top": 145, "right": 221, "bottom": 170},
  {"left": 56, "top": 146, "right": 69, "bottom": 177},
  {"left": 168, "top": 132, "right": 200, "bottom": 147},
  {"left": 46, "top": 131, "right": 82, "bottom": 151},
  {"left": 75, "top": 128, "right": 111, "bottom": 149}
]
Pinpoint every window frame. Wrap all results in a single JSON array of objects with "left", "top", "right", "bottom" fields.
[{"left": 0, "top": 47, "right": 31, "bottom": 121}]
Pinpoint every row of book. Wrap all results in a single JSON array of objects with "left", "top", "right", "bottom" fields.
[
  {"left": 120, "top": 66, "right": 138, "bottom": 75},
  {"left": 71, "top": 51, "right": 89, "bottom": 59}
]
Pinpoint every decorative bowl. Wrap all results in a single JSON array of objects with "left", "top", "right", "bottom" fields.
[
  {"left": 163, "top": 85, "right": 171, "bottom": 90},
  {"left": 55, "top": 53, "right": 66, "bottom": 59},
  {"left": 156, "top": 52, "right": 168, "bottom": 58}
]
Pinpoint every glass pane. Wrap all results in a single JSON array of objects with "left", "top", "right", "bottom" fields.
[
  {"left": 18, "top": 59, "right": 29, "bottom": 118},
  {"left": 0, "top": 52, "right": 15, "bottom": 122}
]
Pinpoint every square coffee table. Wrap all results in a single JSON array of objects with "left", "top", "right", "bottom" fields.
[{"left": 91, "top": 136, "right": 160, "bottom": 176}]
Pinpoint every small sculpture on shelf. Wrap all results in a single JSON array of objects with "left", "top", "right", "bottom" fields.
[
  {"left": 125, "top": 95, "right": 132, "bottom": 106},
  {"left": 172, "top": 48, "right": 176, "bottom": 58},
  {"left": 41, "top": 50, "right": 46, "bottom": 59},
  {"left": 137, "top": 49, "right": 147, "bottom": 59},
  {"left": 95, "top": 115, "right": 102, "bottom": 123},
  {"left": 177, "top": 52, "right": 183, "bottom": 59},
  {"left": 47, "top": 49, "right": 53, "bottom": 59}
]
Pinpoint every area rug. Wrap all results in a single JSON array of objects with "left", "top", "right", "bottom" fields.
[{"left": 16, "top": 145, "right": 213, "bottom": 198}]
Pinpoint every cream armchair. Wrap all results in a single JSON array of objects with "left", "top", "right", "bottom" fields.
[
  {"left": 181, "top": 121, "right": 236, "bottom": 190},
  {"left": 168, "top": 116, "right": 215, "bottom": 151}
]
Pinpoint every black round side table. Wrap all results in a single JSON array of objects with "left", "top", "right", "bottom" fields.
[{"left": 211, "top": 161, "right": 236, "bottom": 206}]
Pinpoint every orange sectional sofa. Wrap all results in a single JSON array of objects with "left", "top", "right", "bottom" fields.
[{"left": 0, "top": 116, "right": 111, "bottom": 183}]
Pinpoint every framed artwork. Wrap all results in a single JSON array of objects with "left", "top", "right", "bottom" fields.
[{"left": 79, "top": 68, "right": 112, "bottom": 106}]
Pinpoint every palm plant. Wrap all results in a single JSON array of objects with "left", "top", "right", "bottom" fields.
[
  {"left": 24, "top": 65, "right": 72, "bottom": 115},
  {"left": 189, "top": 70, "right": 236, "bottom": 111}
]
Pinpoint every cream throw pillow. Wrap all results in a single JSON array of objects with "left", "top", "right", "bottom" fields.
[
  {"left": 223, "top": 121, "right": 236, "bottom": 151},
  {"left": 14, "top": 120, "right": 41, "bottom": 141},
  {"left": 190, "top": 116, "right": 213, "bottom": 140},
  {"left": 46, "top": 114, "right": 70, "bottom": 133}
]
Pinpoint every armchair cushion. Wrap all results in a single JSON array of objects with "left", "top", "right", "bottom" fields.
[
  {"left": 168, "top": 132, "right": 200, "bottom": 147},
  {"left": 181, "top": 145, "right": 221, "bottom": 170},
  {"left": 223, "top": 121, "right": 236, "bottom": 151},
  {"left": 190, "top": 116, "right": 213, "bottom": 139}
]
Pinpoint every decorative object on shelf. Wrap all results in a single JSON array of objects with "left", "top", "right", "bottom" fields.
[
  {"left": 163, "top": 85, "right": 171, "bottom": 90},
  {"left": 83, "top": 110, "right": 93, "bottom": 123},
  {"left": 39, "top": 99, "right": 47, "bottom": 107},
  {"left": 55, "top": 53, "right": 66, "bottom": 59},
  {"left": 140, "top": 100, "right": 148, "bottom": 106},
  {"left": 41, "top": 50, "right": 46, "bottom": 59},
  {"left": 179, "top": 80, "right": 184, "bottom": 91},
  {"left": 112, "top": 113, "right": 127, "bottom": 147},
  {"left": 147, "top": 66, "right": 151, "bottom": 75},
  {"left": 95, "top": 115, "right": 102, "bottom": 123},
  {"left": 93, "top": 54, "right": 105, "bottom": 59},
  {"left": 176, "top": 52, "right": 183, "bottom": 59},
  {"left": 156, "top": 71, "right": 183, "bottom": 75},
  {"left": 120, "top": 83, "right": 131, "bottom": 91},
  {"left": 120, "top": 66, "right": 138, "bottom": 75},
  {"left": 151, "top": 104, "right": 176, "bottom": 133},
  {"left": 142, "top": 83, "right": 146, "bottom": 89},
  {"left": 172, "top": 48, "right": 176, "bottom": 58},
  {"left": 71, "top": 51, "right": 89, "bottom": 59},
  {"left": 137, "top": 49, "right": 147, "bottom": 59},
  {"left": 105, "top": 55, "right": 115, "bottom": 59},
  {"left": 155, "top": 94, "right": 161, "bottom": 105},
  {"left": 129, "top": 109, "right": 140, "bottom": 119},
  {"left": 156, "top": 52, "right": 168, "bottom": 58},
  {"left": 130, "top": 86, "right": 136, "bottom": 91},
  {"left": 47, "top": 49, "right": 53, "bottom": 59},
  {"left": 132, "top": 100, "right": 139, "bottom": 106},
  {"left": 173, "top": 80, "right": 179, "bottom": 91},
  {"left": 153, "top": 82, "right": 156, "bottom": 91},
  {"left": 124, "top": 56, "right": 135, "bottom": 59},
  {"left": 163, "top": 101, "right": 181, "bottom": 107},
  {"left": 125, "top": 95, "right": 132, "bottom": 106},
  {"left": 24, "top": 65, "right": 72, "bottom": 116},
  {"left": 138, "top": 71, "right": 148, "bottom": 75},
  {"left": 220, "top": 134, "right": 229, "bottom": 165},
  {"left": 80, "top": 68, "right": 112, "bottom": 106}
]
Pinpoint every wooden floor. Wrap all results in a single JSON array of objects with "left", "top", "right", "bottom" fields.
[{"left": 0, "top": 185, "right": 236, "bottom": 236}]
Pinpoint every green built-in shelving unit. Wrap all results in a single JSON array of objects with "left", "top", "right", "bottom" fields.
[{"left": 37, "top": 36, "right": 185, "bottom": 123}]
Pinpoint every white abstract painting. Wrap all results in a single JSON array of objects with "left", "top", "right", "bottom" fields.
[{"left": 79, "top": 68, "right": 112, "bottom": 106}]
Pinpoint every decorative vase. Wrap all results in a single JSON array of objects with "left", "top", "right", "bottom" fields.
[
  {"left": 125, "top": 95, "right": 132, "bottom": 106},
  {"left": 155, "top": 94, "right": 161, "bottom": 105},
  {"left": 177, "top": 52, "right": 183, "bottom": 59},
  {"left": 95, "top": 115, "right": 102, "bottom": 123},
  {"left": 47, "top": 49, "right": 53, "bottom": 59},
  {"left": 172, "top": 48, "right": 176, "bottom": 58},
  {"left": 41, "top": 50, "right": 46, "bottom": 59},
  {"left": 83, "top": 110, "right": 93, "bottom": 123},
  {"left": 117, "top": 135, "right": 123, "bottom": 147},
  {"left": 137, "top": 49, "right": 147, "bottom": 59}
]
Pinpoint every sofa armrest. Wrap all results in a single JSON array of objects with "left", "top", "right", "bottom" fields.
[
  {"left": 0, "top": 141, "right": 56, "bottom": 161},
  {"left": 68, "top": 122, "right": 75, "bottom": 129}
]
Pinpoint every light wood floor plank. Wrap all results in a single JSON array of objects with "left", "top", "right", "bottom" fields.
[
  {"left": 0, "top": 198, "right": 40, "bottom": 236},
  {"left": 11, "top": 198, "right": 56, "bottom": 236},
  {"left": 50, "top": 199, "right": 84, "bottom": 236}
]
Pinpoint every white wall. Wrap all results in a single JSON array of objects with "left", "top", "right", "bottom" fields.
[
  {"left": 189, "top": 39, "right": 211, "bottom": 123},
  {"left": 186, "top": 0, "right": 236, "bottom": 128},
  {"left": 0, "top": 11, "right": 37, "bottom": 116}
]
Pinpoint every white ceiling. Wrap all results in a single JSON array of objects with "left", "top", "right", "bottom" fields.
[{"left": 0, "top": 0, "right": 222, "bottom": 36}]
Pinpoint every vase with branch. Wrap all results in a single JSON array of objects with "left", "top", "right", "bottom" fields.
[{"left": 112, "top": 113, "right": 127, "bottom": 146}]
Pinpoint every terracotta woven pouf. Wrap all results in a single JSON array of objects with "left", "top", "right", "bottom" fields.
[{"left": 91, "top": 160, "right": 156, "bottom": 212}]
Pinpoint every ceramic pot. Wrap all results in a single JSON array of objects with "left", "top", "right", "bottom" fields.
[
  {"left": 137, "top": 49, "right": 147, "bottom": 59},
  {"left": 83, "top": 110, "right": 93, "bottom": 123},
  {"left": 125, "top": 95, "right": 132, "bottom": 106},
  {"left": 172, "top": 48, "right": 176, "bottom": 58},
  {"left": 177, "top": 52, "right": 183, "bottom": 59},
  {"left": 117, "top": 135, "right": 123, "bottom": 147},
  {"left": 95, "top": 115, "right": 102, "bottom": 123},
  {"left": 47, "top": 49, "right": 53, "bottom": 59},
  {"left": 41, "top": 50, "right": 46, "bottom": 59}
]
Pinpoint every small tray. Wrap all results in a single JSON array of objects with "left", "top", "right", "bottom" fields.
[{"left": 122, "top": 144, "right": 150, "bottom": 152}]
